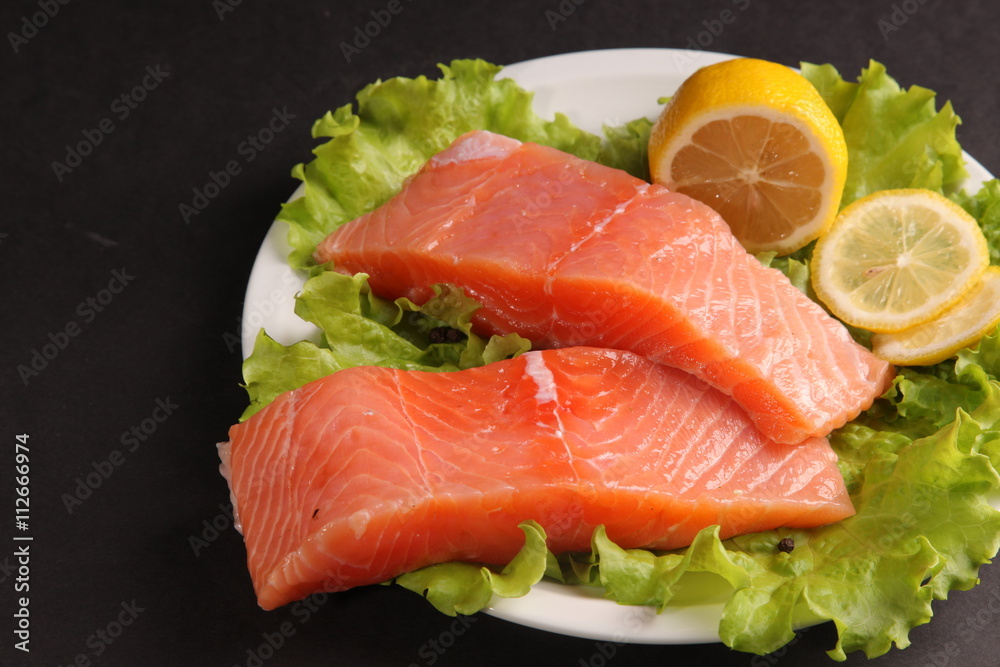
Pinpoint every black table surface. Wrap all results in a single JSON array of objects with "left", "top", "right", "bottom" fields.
[{"left": 4, "top": 1, "right": 1000, "bottom": 665}]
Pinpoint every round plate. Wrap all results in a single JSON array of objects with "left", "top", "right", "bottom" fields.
[{"left": 241, "top": 48, "right": 996, "bottom": 645}]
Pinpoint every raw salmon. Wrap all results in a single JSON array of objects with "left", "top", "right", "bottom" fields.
[
  {"left": 313, "top": 130, "right": 895, "bottom": 444},
  {"left": 220, "top": 347, "right": 855, "bottom": 610}
]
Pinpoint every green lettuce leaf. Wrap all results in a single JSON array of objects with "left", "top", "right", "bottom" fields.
[
  {"left": 395, "top": 522, "right": 550, "bottom": 615},
  {"left": 596, "top": 117, "right": 653, "bottom": 181},
  {"left": 953, "top": 178, "right": 1000, "bottom": 265},
  {"left": 594, "top": 525, "right": 752, "bottom": 611},
  {"left": 957, "top": 322, "right": 1000, "bottom": 379},
  {"left": 801, "top": 60, "right": 967, "bottom": 207},
  {"left": 240, "top": 331, "right": 343, "bottom": 421},
  {"left": 240, "top": 270, "right": 529, "bottom": 420},
  {"left": 722, "top": 388, "right": 1000, "bottom": 659}
]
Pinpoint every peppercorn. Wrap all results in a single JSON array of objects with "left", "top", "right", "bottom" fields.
[{"left": 429, "top": 327, "right": 466, "bottom": 344}]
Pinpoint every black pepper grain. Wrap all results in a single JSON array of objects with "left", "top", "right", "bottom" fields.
[
  {"left": 428, "top": 327, "right": 466, "bottom": 344},
  {"left": 777, "top": 537, "right": 795, "bottom": 553}
]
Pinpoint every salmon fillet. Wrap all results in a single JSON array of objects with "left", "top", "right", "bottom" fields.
[
  {"left": 220, "top": 347, "right": 855, "bottom": 610},
  {"left": 313, "top": 130, "right": 895, "bottom": 444}
]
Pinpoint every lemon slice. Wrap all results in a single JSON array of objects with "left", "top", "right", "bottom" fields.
[
  {"left": 648, "top": 58, "right": 848, "bottom": 255},
  {"left": 871, "top": 267, "right": 1000, "bottom": 365},
  {"left": 811, "top": 188, "right": 989, "bottom": 333}
]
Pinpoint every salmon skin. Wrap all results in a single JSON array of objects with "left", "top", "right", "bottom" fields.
[
  {"left": 314, "top": 130, "right": 895, "bottom": 445},
  {"left": 220, "top": 347, "right": 855, "bottom": 610}
]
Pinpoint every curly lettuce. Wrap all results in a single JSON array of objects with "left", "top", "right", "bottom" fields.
[
  {"left": 240, "top": 270, "right": 530, "bottom": 420},
  {"left": 802, "top": 59, "right": 966, "bottom": 207}
]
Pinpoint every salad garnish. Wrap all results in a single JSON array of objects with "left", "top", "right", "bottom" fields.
[{"left": 239, "top": 57, "right": 1000, "bottom": 660}]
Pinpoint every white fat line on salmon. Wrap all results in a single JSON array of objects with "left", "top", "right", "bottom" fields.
[
  {"left": 523, "top": 353, "right": 570, "bottom": 445},
  {"left": 550, "top": 183, "right": 650, "bottom": 271},
  {"left": 524, "top": 352, "right": 558, "bottom": 405},
  {"left": 430, "top": 131, "right": 519, "bottom": 166}
]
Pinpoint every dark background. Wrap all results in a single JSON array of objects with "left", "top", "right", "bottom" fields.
[{"left": 3, "top": 0, "right": 1000, "bottom": 665}]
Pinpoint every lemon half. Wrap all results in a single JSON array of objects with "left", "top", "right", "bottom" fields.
[{"left": 649, "top": 58, "right": 848, "bottom": 255}]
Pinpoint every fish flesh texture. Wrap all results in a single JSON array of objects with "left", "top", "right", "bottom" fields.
[
  {"left": 313, "top": 130, "right": 895, "bottom": 444},
  {"left": 219, "top": 347, "right": 855, "bottom": 610}
]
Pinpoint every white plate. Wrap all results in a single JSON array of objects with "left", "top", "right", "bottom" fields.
[{"left": 241, "top": 48, "right": 996, "bottom": 645}]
